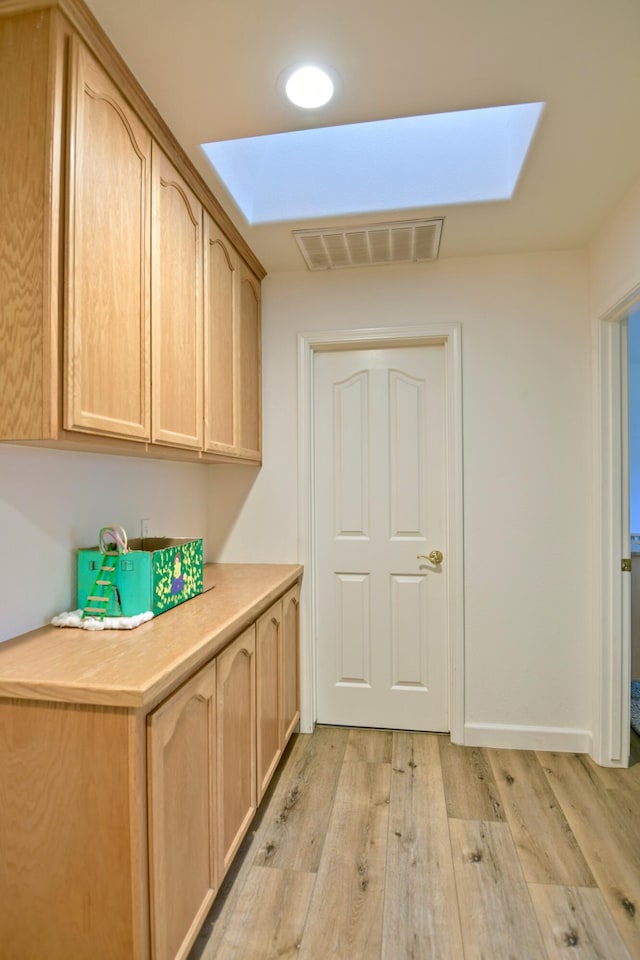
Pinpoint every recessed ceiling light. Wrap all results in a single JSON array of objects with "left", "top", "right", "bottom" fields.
[{"left": 282, "top": 65, "right": 337, "bottom": 109}]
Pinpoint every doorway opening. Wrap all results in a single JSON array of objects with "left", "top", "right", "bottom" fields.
[{"left": 597, "top": 288, "right": 640, "bottom": 766}]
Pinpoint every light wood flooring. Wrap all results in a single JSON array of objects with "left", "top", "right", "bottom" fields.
[{"left": 189, "top": 726, "right": 640, "bottom": 960}]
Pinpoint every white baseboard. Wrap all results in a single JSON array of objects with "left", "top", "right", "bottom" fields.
[{"left": 462, "top": 722, "right": 592, "bottom": 754}]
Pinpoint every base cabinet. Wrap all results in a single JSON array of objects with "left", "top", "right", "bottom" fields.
[
  {"left": 147, "top": 661, "right": 217, "bottom": 960},
  {"left": 0, "top": 573, "right": 300, "bottom": 960}
]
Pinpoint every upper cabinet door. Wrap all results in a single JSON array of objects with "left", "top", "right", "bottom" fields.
[
  {"left": 65, "top": 39, "right": 151, "bottom": 440},
  {"left": 151, "top": 144, "right": 203, "bottom": 449},
  {"left": 236, "top": 261, "right": 262, "bottom": 461},
  {"left": 204, "top": 214, "right": 237, "bottom": 455}
]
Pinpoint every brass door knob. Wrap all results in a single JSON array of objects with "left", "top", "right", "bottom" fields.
[{"left": 417, "top": 550, "right": 443, "bottom": 565}]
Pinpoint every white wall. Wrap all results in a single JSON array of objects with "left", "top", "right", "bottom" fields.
[
  {"left": 590, "top": 176, "right": 640, "bottom": 320},
  {"left": 207, "top": 250, "right": 593, "bottom": 745},
  {"left": 0, "top": 445, "right": 208, "bottom": 642}
]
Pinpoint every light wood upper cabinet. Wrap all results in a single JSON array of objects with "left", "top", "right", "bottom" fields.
[
  {"left": 256, "top": 600, "right": 283, "bottom": 802},
  {"left": 236, "top": 261, "right": 262, "bottom": 460},
  {"left": 204, "top": 215, "right": 237, "bottom": 455},
  {"left": 151, "top": 145, "right": 204, "bottom": 449},
  {"left": 65, "top": 38, "right": 152, "bottom": 440},
  {"left": 216, "top": 625, "right": 257, "bottom": 877},
  {"left": 0, "top": 9, "right": 59, "bottom": 442},
  {"left": 147, "top": 661, "right": 217, "bottom": 960},
  {"left": 0, "top": 3, "right": 264, "bottom": 463},
  {"left": 282, "top": 583, "right": 301, "bottom": 743},
  {"left": 204, "top": 217, "right": 262, "bottom": 462}
]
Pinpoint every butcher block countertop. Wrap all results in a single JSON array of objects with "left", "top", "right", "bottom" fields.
[{"left": 0, "top": 563, "right": 303, "bottom": 710}]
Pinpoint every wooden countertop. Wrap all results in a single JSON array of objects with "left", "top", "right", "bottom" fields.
[{"left": 0, "top": 563, "right": 302, "bottom": 709}]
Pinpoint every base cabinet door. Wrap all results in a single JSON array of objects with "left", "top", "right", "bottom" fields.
[
  {"left": 147, "top": 661, "right": 217, "bottom": 960},
  {"left": 216, "top": 625, "right": 257, "bottom": 877},
  {"left": 256, "top": 600, "right": 283, "bottom": 802},
  {"left": 282, "top": 583, "right": 301, "bottom": 743}
]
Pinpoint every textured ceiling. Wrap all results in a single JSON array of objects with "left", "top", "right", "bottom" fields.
[{"left": 85, "top": 0, "right": 640, "bottom": 273}]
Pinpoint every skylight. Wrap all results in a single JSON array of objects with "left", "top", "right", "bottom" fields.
[{"left": 201, "top": 103, "right": 544, "bottom": 225}]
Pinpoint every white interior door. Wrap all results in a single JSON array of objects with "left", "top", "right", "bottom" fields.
[{"left": 314, "top": 343, "right": 449, "bottom": 731}]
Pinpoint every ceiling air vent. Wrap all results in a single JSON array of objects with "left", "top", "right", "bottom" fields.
[{"left": 293, "top": 217, "right": 443, "bottom": 271}]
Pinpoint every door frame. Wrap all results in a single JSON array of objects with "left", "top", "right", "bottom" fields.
[
  {"left": 297, "top": 323, "right": 464, "bottom": 741},
  {"left": 595, "top": 287, "right": 640, "bottom": 765}
]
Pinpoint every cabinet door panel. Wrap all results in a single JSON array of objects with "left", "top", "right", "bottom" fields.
[
  {"left": 216, "top": 626, "right": 256, "bottom": 877},
  {"left": 236, "top": 262, "right": 261, "bottom": 460},
  {"left": 282, "top": 584, "right": 301, "bottom": 744},
  {"left": 152, "top": 145, "right": 203, "bottom": 449},
  {"left": 204, "top": 216, "right": 236, "bottom": 453},
  {"left": 147, "top": 661, "right": 217, "bottom": 960},
  {"left": 256, "top": 601, "right": 283, "bottom": 802},
  {"left": 66, "top": 39, "right": 151, "bottom": 439}
]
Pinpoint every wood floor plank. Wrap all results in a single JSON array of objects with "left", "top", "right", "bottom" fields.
[
  {"left": 343, "top": 727, "right": 393, "bottom": 763},
  {"left": 439, "top": 737, "right": 505, "bottom": 821},
  {"left": 529, "top": 884, "right": 632, "bottom": 960},
  {"left": 192, "top": 729, "right": 640, "bottom": 960},
  {"left": 191, "top": 731, "right": 332, "bottom": 959},
  {"left": 381, "top": 732, "right": 464, "bottom": 960},
  {"left": 582, "top": 752, "right": 640, "bottom": 792},
  {"left": 297, "top": 759, "right": 391, "bottom": 960},
  {"left": 212, "top": 866, "right": 316, "bottom": 960},
  {"left": 449, "top": 819, "right": 547, "bottom": 959},
  {"left": 603, "top": 788, "right": 640, "bottom": 850},
  {"left": 489, "top": 748, "right": 594, "bottom": 885},
  {"left": 539, "top": 751, "right": 640, "bottom": 958},
  {"left": 253, "top": 724, "right": 348, "bottom": 872}
]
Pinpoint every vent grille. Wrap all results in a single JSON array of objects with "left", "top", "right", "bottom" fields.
[{"left": 293, "top": 218, "right": 443, "bottom": 271}]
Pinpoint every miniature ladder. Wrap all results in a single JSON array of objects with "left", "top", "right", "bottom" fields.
[
  {"left": 82, "top": 525, "right": 129, "bottom": 621},
  {"left": 82, "top": 551, "right": 120, "bottom": 620}
]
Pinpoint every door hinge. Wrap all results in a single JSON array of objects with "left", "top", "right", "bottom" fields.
[{"left": 622, "top": 558, "right": 632, "bottom": 572}]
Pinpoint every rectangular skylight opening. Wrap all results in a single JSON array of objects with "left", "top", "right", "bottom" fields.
[{"left": 201, "top": 103, "right": 544, "bottom": 225}]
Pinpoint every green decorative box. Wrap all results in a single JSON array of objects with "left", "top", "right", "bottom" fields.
[{"left": 77, "top": 537, "right": 203, "bottom": 617}]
